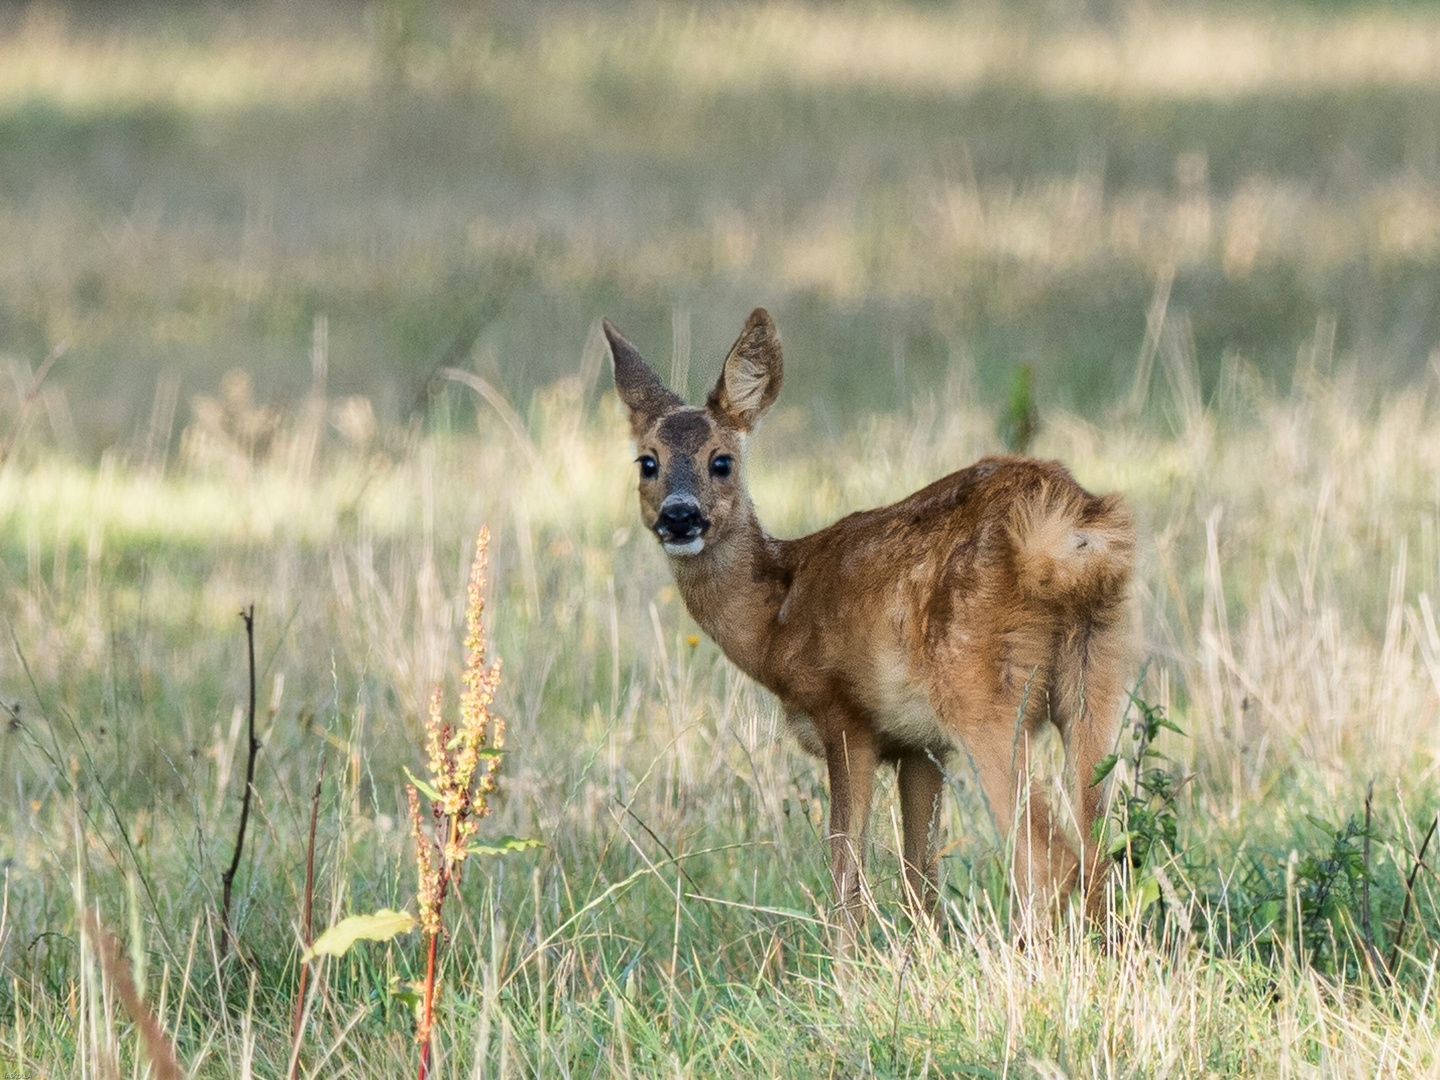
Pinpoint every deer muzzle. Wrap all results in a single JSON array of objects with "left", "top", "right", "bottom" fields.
[{"left": 655, "top": 495, "right": 710, "bottom": 555}]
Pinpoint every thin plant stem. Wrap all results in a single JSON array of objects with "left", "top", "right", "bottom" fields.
[{"left": 219, "top": 605, "right": 259, "bottom": 959}]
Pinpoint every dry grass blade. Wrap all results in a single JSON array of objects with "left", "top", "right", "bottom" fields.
[
  {"left": 290, "top": 753, "right": 326, "bottom": 1080},
  {"left": 0, "top": 339, "right": 68, "bottom": 468},
  {"left": 82, "top": 908, "right": 183, "bottom": 1080}
]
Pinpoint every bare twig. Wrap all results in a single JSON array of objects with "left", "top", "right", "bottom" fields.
[
  {"left": 290, "top": 753, "right": 326, "bottom": 1080},
  {"left": 219, "top": 605, "right": 260, "bottom": 958},
  {"left": 1389, "top": 811, "right": 1439, "bottom": 975},
  {"left": 0, "top": 339, "right": 69, "bottom": 468}
]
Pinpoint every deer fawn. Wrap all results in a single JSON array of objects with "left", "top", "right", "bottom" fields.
[{"left": 604, "top": 308, "right": 1135, "bottom": 929}]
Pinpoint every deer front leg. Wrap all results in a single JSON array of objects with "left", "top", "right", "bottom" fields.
[
  {"left": 897, "top": 751, "right": 945, "bottom": 919},
  {"left": 823, "top": 721, "right": 877, "bottom": 938}
]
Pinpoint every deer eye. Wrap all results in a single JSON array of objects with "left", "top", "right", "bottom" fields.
[
  {"left": 637, "top": 454, "right": 659, "bottom": 479},
  {"left": 710, "top": 454, "right": 734, "bottom": 479}
]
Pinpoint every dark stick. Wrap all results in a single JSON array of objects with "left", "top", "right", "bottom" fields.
[
  {"left": 1359, "top": 780, "right": 1384, "bottom": 981},
  {"left": 220, "top": 605, "right": 259, "bottom": 959},
  {"left": 1389, "top": 811, "right": 1439, "bottom": 976},
  {"left": 290, "top": 754, "right": 326, "bottom": 1080}
]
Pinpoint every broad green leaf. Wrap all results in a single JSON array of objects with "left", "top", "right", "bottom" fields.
[
  {"left": 468, "top": 835, "right": 543, "bottom": 857},
  {"left": 1090, "top": 753, "right": 1119, "bottom": 786},
  {"left": 403, "top": 766, "right": 442, "bottom": 803},
  {"left": 302, "top": 908, "right": 416, "bottom": 963}
]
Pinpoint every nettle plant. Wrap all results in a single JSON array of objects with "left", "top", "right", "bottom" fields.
[
  {"left": 1091, "top": 690, "right": 1420, "bottom": 981},
  {"left": 1092, "top": 689, "right": 1189, "bottom": 928}
]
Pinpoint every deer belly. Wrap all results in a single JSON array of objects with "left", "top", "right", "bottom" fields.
[
  {"left": 781, "top": 655, "right": 950, "bottom": 758},
  {"left": 873, "top": 694, "right": 950, "bottom": 754},
  {"left": 870, "top": 651, "right": 951, "bottom": 754}
]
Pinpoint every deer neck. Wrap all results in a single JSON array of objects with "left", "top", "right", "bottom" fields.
[{"left": 667, "top": 496, "right": 783, "bottom": 681}]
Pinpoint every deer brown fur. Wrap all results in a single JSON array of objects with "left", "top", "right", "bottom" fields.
[{"left": 605, "top": 307, "right": 1135, "bottom": 930}]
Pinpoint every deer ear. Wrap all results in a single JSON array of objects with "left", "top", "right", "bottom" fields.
[
  {"left": 708, "top": 308, "right": 783, "bottom": 432},
  {"left": 604, "top": 319, "right": 683, "bottom": 438}
]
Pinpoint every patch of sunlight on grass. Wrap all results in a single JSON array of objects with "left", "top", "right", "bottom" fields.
[
  {"left": 9, "top": 5, "right": 1440, "bottom": 122},
  {"left": 1037, "top": 11, "right": 1440, "bottom": 98},
  {"left": 0, "top": 458, "right": 407, "bottom": 548},
  {"left": 0, "top": 9, "right": 371, "bottom": 112},
  {"left": 526, "top": 4, "right": 1440, "bottom": 104}
]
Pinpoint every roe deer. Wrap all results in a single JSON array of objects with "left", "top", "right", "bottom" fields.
[{"left": 604, "top": 308, "right": 1135, "bottom": 928}]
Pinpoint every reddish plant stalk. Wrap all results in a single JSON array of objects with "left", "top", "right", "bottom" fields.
[
  {"left": 417, "top": 817, "right": 459, "bottom": 1080},
  {"left": 411, "top": 527, "right": 504, "bottom": 1078},
  {"left": 418, "top": 929, "right": 440, "bottom": 1080}
]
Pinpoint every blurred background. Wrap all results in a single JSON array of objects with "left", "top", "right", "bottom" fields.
[{"left": 3, "top": 0, "right": 1438, "bottom": 459}]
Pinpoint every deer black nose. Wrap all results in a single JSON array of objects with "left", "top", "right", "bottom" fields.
[{"left": 655, "top": 498, "right": 708, "bottom": 541}]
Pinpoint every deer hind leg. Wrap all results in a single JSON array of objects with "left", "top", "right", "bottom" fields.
[
  {"left": 896, "top": 751, "right": 944, "bottom": 919},
  {"left": 823, "top": 721, "right": 878, "bottom": 939},
  {"left": 955, "top": 697, "right": 1079, "bottom": 926},
  {"left": 1051, "top": 620, "right": 1129, "bottom": 921}
]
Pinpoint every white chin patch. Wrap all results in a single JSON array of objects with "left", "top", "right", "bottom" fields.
[{"left": 662, "top": 537, "right": 705, "bottom": 556}]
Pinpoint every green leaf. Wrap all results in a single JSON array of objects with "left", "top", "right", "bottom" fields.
[
  {"left": 1090, "top": 753, "right": 1119, "bottom": 786},
  {"left": 1255, "top": 900, "right": 1281, "bottom": 927},
  {"left": 403, "top": 766, "right": 442, "bottom": 803},
  {"left": 468, "top": 835, "right": 543, "bottom": 857},
  {"left": 302, "top": 908, "right": 417, "bottom": 963},
  {"left": 1136, "top": 876, "right": 1161, "bottom": 914},
  {"left": 388, "top": 976, "right": 424, "bottom": 1025},
  {"left": 475, "top": 748, "right": 504, "bottom": 761}
]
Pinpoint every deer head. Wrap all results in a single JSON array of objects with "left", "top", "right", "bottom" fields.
[{"left": 603, "top": 308, "right": 783, "bottom": 557}]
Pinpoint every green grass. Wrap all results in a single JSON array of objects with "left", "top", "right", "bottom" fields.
[
  {"left": 3, "top": 355, "right": 1440, "bottom": 1076},
  {"left": 2, "top": 2, "right": 1440, "bottom": 1076}
]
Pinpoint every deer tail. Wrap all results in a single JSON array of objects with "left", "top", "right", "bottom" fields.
[{"left": 1008, "top": 484, "right": 1134, "bottom": 611}]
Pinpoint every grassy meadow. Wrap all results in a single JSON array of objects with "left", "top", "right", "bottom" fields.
[{"left": 2, "top": 1, "right": 1440, "bottom": 1077}]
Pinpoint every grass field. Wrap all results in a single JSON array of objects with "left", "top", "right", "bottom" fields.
[{"left": 2, "top": 2, "right": 1440, "bottom": 1077}]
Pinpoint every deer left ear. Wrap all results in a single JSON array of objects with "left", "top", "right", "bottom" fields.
[
  {"left": 604, "top": 318, "right": 683, "bottom": 438},
  {"left": 708, "top": 308, "right": 783, "bottom": 432}
]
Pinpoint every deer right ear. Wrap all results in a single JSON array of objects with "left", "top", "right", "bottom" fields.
[
  {"left": 708, "top": 308, "right": 783, "bottom": 432},
  {"left": 604, "top": 319, "right": 683, "bottom": 438}
]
